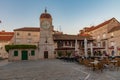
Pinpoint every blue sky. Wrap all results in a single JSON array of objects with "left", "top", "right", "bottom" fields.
[{"left": 0, "top": 0, "right": 120, "bottom": 34}]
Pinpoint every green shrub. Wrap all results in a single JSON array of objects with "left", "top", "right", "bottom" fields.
[
  {"left": 66, "top": 51, "right": 72, "bottom": 57},
  {"left": 5, "top": 44, "right": 37, "bottom": 52},
  {"left": 57, "top": 51, "right": 62, "bottom": 58}
]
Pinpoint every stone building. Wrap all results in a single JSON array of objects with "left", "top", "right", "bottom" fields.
[
  {"left": 108, "top": 25, "right": 120, "bottom": 56},
  {"left": 79, "top": 18, "right": 120, "bottom": 56},
  {"left": 39, "top": 9, "right": 55, "bottom": 59},
  {"left": 13, "top": 27, "right": 40, "bottom": 45},
  {"left": 0, "top": 30, "right": 14, "bottom": 59},
  {"left": 9, "top": 9, "right": 93, "bottom": 61}
]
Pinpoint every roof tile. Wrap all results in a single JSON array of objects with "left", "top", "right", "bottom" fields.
[
  {"left": 53, "top": 34, "right": 93, "bottom": 40},
  {"left": 0, "top": 36, "right": 13, "bottom": 41},
  {"left": 84, "top": 18, "right": 115, "bottom": 32},
  {"left": 14, "top": 27, "right": 40, "bottom": 31},
  {"left": 0, "top": 31, "right": 14, "bottom": 41},
  {"left": 108, "top": 26, "right": 120, "bottom": 33}
]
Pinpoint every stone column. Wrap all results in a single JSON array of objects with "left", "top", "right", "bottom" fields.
[
  {"left": 114, "top": 43, "right": 118, "bottom": 56},
  {"left": 70, "top": 41, "right": 72, "bottom": 47},
  {"left": 105, "top": 40, "right": 108, "bottom": 55},
  {"left": 63, "top": 41, "right": 65, "bottom": 47},
  {"left": 75, "top": 39, "right": 79, "bottom": 55},
  {"left": 84, "top": 38, "right": 88, "bottom": 57},
  {"left": 90, "top": 42, "right": 93, "bottom": 57}
]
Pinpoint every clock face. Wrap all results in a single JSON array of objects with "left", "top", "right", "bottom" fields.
[{"left": 41, "top": 21, "right": 50, "bottom": 29}]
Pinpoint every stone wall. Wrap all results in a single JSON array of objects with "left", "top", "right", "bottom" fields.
[{"left": 8, "top": 49, "right": 38, "bottom": 61}]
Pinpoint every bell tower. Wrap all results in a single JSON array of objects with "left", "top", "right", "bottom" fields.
[{"left": 39, "top": 9, "right": 54, "bottom": 59}]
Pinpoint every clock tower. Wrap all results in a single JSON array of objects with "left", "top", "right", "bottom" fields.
[{"left": 39, "top": 9, "right": 55, "bottom": 59}]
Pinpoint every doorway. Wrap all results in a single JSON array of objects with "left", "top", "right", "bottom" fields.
[
  {"left": 44, "top": 51, "right": 48, "bottom": 59},
  {"left": 21, "top": 50, "right": 28, "bottom": 60}
]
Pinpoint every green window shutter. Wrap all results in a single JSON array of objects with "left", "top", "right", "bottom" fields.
[
  {"left": 14, "top": 51, "right": 18, "bottom": 56},
  {"left": 31, "top": 50, "right": 35, "bottom": 56}
]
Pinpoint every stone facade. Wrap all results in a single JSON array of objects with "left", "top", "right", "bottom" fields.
[
  {"left": 108, "top": 26, "right": 120, "bottom": 56},
  {"left": 9, "top": 9, "right": 93, "bottom": 61},
  {"left": 39, "top": 10, "right": 55, "bottom": 59},
  {"left": 0, "top": 42, "right": 9, "bottom": 59},
  {"left": 8, "top": 49, "right": 38, "bottom": 61},
  {"left": 80, "top": 18, "right": 120, "bottom": 56},
  {"left": 13, "top": 28, "right": 40, "bottom": 46},
  {"left": 0, "top": 31, "right": 14, "bottom": 59}
]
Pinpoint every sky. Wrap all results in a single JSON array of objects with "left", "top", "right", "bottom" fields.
[{"left": 0, "top": 0, "right": 120, "bottom": 34}]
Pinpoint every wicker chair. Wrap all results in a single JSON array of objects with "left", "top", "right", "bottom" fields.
[
  {"left": 115, "top": 59, "right": 120, "bottom": 70},
  {"left": 83, "top": 59, "right": 93, "bottom": 70}
]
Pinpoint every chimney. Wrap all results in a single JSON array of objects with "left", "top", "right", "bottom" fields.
[{"left": 1, "top": 30, "right": 5, "bottom": 32}]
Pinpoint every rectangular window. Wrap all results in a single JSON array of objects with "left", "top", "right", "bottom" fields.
[
  {"left": 31, "top": 50, "right": 35, "bottom": 56},
  {"left": 103, "top": 33, "right": 106, "bottom": 38},
  {"left": 72, "top": 41, "right": 75, "bottom": 47},
  {"left": 27, "top": 38, "right": 32, "bottom": 43},
  {"left": 111, "top": 41, "right": 114, "bottom": 46},
  {"left": 14, "top": 51, "right": 18, "bottom": 56},
  {"left": 98, "top": 42, "right": 101, "bottom": 47},
  {"left": 16, "top": 38, "right": 21, "bottom": 43}
]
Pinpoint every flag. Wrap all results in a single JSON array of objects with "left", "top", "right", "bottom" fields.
[{"left": 0, "top": 20, "right": 1, "bottom": 23}]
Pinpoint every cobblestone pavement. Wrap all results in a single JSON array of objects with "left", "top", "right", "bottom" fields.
[{"left": 0, "top": 59, "right": 120, "bottom": 80}]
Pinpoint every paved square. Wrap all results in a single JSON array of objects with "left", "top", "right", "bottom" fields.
[{"left": 0, "top": 59, "right": 120, "bottom": 80}]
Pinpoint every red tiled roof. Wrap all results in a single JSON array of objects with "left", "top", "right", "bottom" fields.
[
  {"left": 14, "top": 27, "right": 60, "bottom": 32},
  {"left": 53, "top": 34, "right": 93, "bottom": 41},
  {"left": 83, "top": 18, "right": 115, "bottom": 32},
  {"left": 93, "top": 18, "right": 114, "bottom": 30},
  {"left": 79, "top": 34, "right": 92, "bottom": 37},
  {"left": 84, "top": 26, "right": 95, "bottom": 32},
  {"left": 108, "top": 26, "right": 120, "bottom": 33},
  {"left": 40, "top": 13, "right": 52, "bottom": 19},
  {"left": 0, "top": 32, "right": 14, "bottom": 35},
  {"left": 14, "top": 27, "right": 40, "bottom": 31},
  {"left": 0, "top": 31, "right": 14, "bottom": 41},
  {"left": 0, "top": 36, "right": 13, "bottom": 41}
]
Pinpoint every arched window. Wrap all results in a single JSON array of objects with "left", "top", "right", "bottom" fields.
[{"left": 98, "top": 42, "right": 101, "bottom": 47}]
